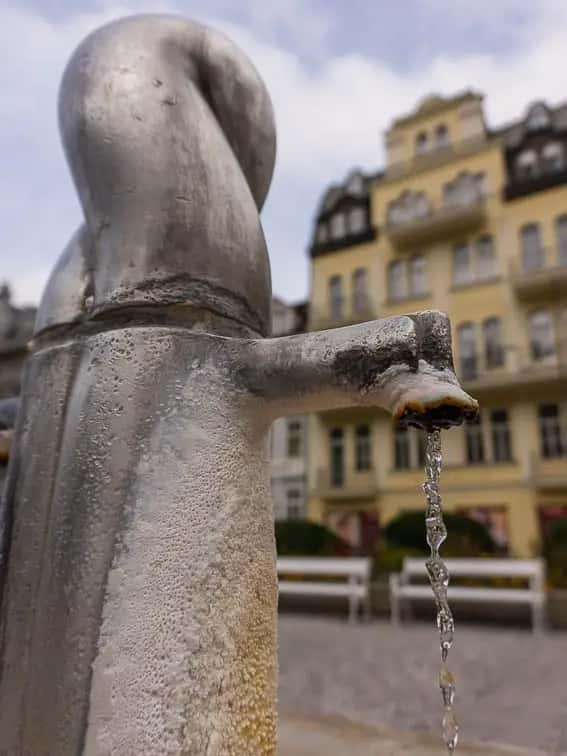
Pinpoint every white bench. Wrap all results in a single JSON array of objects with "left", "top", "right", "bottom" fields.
[
  {"left": 277, "top": 557, "right": 372, "bottom": 624},
  {"left": 389, "top": 558, "right": 546, "bottom": 632}
]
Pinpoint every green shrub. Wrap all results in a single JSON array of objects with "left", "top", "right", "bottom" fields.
[
  {"left": 275, "top": 519, "right": 352, "bottom": 557},
  {"left": 383, "top": 510, "right": 497, "bottom": 556},
  {"left": 374, "top": 544, "right": 425, "bottom": 575},
  {"left": 542, "top": 518, "right": 567, "bottom": 589}
]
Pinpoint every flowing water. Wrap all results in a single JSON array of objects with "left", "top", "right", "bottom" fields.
[{"left": 423, "top": 428, "right": 458, "bottom": 753}]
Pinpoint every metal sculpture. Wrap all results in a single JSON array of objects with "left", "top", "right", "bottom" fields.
[{"left": 0, "top": 14, "right": 478, "bottom": 755}]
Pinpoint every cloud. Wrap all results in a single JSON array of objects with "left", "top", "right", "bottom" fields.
[{"left": 1, "top": 1, "right": 567, "bottom": 308}]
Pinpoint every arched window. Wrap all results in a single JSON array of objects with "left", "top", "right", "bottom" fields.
[
  {"left": 388, "top": 260, "right": 407, "bottom": 301},
  {"left": 556, "top": 215, "right": 567, "bottom": 266},
  {"left": 458, "top": 322, "right": 477, "bottom": 379},
  {"left": 520, "top": 224, "right": 544, "bottom": 271},
  {"left": 516, "top": 149, "right": 538, "bottom": 179},
  {"left": 476, "top": 235, "right": 497, "bottom": 279},
  {"left": 415, "top": 131, "right": 429, "bottom": 156},
  {"left": 352, "top": 268, "right": 368, "bottom": 312},
  {"left": 349, "top": 206, "right": 366, "bottom": 234},
  {"left": 483, "top": 318, "right": 504, "bottom": 369},
  {"left": 542, "top": 142, "right": 565, "bottom": 172},
  {"left": 328, "top": 275, "right": 343, "bottom": 320},
  {"left": 435, "top": 124, "right": 450, "bottom": 149},
  {"left": 409, "top": 255, "right": 427, "bottom": 296}
]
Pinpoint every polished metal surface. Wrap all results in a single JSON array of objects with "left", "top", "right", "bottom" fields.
[{"left": 0, "top": 14, "right": 477, "bottom": 756}]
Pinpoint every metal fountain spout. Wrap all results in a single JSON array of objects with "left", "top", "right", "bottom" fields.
[{"left": 0, "top": 14, "right": 478, "bottom": 756}]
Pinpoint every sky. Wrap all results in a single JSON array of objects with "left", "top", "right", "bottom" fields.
[{"left": 2, "top": 0, "right": 567, "bottom": 307}]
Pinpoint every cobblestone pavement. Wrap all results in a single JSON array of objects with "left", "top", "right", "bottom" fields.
[
  {"left": 278, "top": 713, "right": 546, "bottom": 755},
  {"left": 278, "top": 617, "right": 567, "bottom": 754}
]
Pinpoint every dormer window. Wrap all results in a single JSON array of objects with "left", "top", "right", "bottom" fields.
[
  {"left": 526, "top": 103, "right": 551, "bottom": 132},
  {"left": 346, "top": 172, "right": 364, "bottom": 195},
  {"left": 516, "top": 149, "right": 538, "bottom": 179},
  {"left": 435, "top": 124, "right": 450, "bottom": 149},
  {"left": 316, "top": 223, "right": 328, "bottom": 244},
  {"left": 348, "top": 207, "right": 366, "bottom": 234},
  {"left": 415, "top": 131, "right": 429, "bottom": 156},
  {"left": 330, "top": 213, "right": 346, "bottom": 240},
  {"left": 542, "top": 142, "right": 565, "bottom": 173}
]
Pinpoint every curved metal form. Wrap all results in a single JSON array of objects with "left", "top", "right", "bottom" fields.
[{"left": 0, "top": 14, "right": 477, "bottom": 756}]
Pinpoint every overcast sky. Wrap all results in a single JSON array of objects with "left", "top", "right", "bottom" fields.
[{"left": 2, "top": 0, "right": 567, "bottom": 307}]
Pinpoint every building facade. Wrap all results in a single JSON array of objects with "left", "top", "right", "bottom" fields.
[
  {"left": 307, "top": 92, "right": 567, "bottom": 557},
  {"left": 270, "top": 297, "right": 309, "bottom": 520},
  {"left": 0, "top": 285, "right": 35, "bottom": 400}
]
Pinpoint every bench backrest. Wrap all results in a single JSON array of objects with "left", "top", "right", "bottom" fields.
[
  {"left": 277, "top": 557, "right": 371, "bottom": 580},
  {"left": 402, "top": 558, "right": 545, "bottom": 585}
]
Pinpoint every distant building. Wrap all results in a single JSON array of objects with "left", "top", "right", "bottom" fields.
[
  {"left": 270, "top": 297, "right": 309, "bottom": 520},
  {"left": 0, "top": 284, "right": 36, "bottom": 400},
  {"left": 307, "top": 92, "right": 567, "bottom": 557}
]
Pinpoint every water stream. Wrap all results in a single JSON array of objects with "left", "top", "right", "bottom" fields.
[{"left": 423, "top": 428, "right": 458, "bottom": 753}]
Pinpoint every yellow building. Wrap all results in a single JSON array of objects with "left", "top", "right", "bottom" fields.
[{"left": 307, "top": 92, "right": 567, "bottom": 557}]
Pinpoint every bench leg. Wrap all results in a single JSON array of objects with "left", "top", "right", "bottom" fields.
[
  {"left": 348, "top": 593, "right": 357, "bottom": 625},
  {"left": 532, "top": 601, "right": 545, "bottom": 634}
]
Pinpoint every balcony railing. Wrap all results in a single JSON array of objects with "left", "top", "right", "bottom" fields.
[
  {"left": 529, "top": 451, "right": 567, "bottom": 489},
  {"left": 312, "top": 467, "right": 378, "bottom": 499},
  {"left": 309, "top": 301, "right": 378, "bottom": 330},
  {"left": 459, "top": 341, "right": 567, "bottom": 393},
  {"left": 509, "top": 248, "right": 567, "bottom": 300},
  {"left": 385, "top": 195, "right": 486, "bottom": 248}
]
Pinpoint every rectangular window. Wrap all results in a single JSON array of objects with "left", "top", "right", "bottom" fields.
[
  {"left": 538, "top": 404, "right": 564, "bottom": 459},
  {"left": 352, "top": 268, "right": 368, "bottom": 313},
  {"left": 491, "top": 409, "right": 512, "bottom": 462},
  {"left": 416, "top": 430, "right": 427, "bottom": 468},
  {"left": 330, "top": 213, "right": 346, "bottom": 240},
  {"left": 458, "top": 323, "right": 478, "bottom": 380},
  {"left": 465, "top": 415, "right": 485, "bottom": 464},
  {"left": 410, "top": 255, "right": 428, "bottom": 296},
  {"left": 388, "top": 260, "right": 407, "bottom": 301},
  {"left": 529, "top": 311, "right": 556, "bottom": 361},
  {"left": 453, "top": 244, "right": 472, "bottom": 285},
  {"left": 286, "top": 490, "right": 301, "bottom": 519},
  {"left": 394, "top": 425, "right": 411, "bottom": 470},
  {"left": 329, "top": 276, "right": 343, "bottom": 320},
  {"left": 521, "top": 224, "right": 544, "bottom": 271},
  {"left": 286, "top": 419, "right": 302, "bottom": 458},
  {"left": 330, "top": 428, "right": 344, "bottom": 486},
  {"left": 349, "top": 207, "right": 366, "bottom": 234},
  {"left": 477, "top": 235, "right": 497, "bottom": 280},
  {"left": 355, "top": 425, "right": 372, "bottom": 471},
  {"left": 483, "top": 318, "right": 504, "bottom": 369}
]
